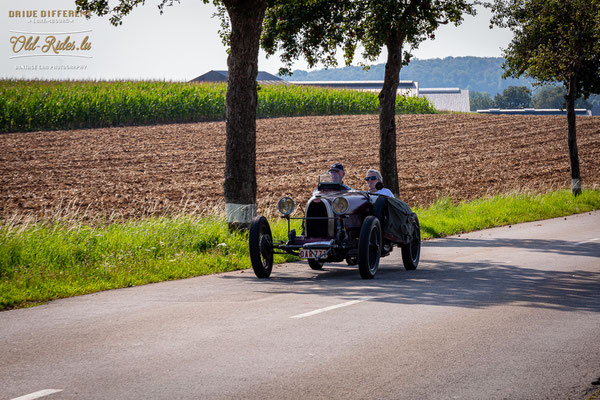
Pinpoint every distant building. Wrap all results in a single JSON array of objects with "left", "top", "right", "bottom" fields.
[
  {"left": 190, "top": 70, "right": 284, "bottom": 84},
  {"left": 418, "top": 88, "right": 470, "bottom": 113},
  {"left": 291, "top": 80, "right": 419, "bottom": 97},
  {"left": 290, "top": 80, "right": 471, "bottom": 112},
  {"left": 477, "top": 108, "right": 592, "bottom": 116},
  {"left": 192, "top": 73, "right": 473, "bottom": 112}
]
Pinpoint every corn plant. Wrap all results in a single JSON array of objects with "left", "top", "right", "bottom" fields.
[{"left": 0, "top": 80, "right": 436, "bottom": 132}]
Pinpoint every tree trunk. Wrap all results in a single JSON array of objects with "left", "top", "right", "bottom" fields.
[
  {"left": 565, "top": 73, "right": 582, "bottom": 196},
  {"left": 223, "top": 0, "right": 267, "bottom": 228},
  {"left": 378, "top": 36, "right": 403, "bottom": 197}
]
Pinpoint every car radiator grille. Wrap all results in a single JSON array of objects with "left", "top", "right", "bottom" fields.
[{"left": 306, "top": 201, "right": 329, "bottom": 237}]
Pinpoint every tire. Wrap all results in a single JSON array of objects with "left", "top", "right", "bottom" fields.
[
  {"left": 373, "top": 196, "right": 393, "bottom": 256},
  {"left": 308, "top": 259, "right": 324, "bottom": 270},
  {"left": 249, "top": 216, "right": 274, "bottom": 278},
  {"left": 401, "top": 216, "right": 421, "bottom": 270},
  {"left": 358, "top": 216, "right": 382, "bottom": 279}
]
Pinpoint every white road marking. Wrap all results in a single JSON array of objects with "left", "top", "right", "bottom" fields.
[
  {"left": 10, "top": 389, "right": 63, "bottom": 400},
  {"left": 291, "top": 297, "right": 373, "bottom": 319},
  {"left": 576, "top": 238, "right": 599, "bottom": 245},
  {"left": 466, "top": 267, "right": 492, "bottom": 273},
  {"left": 467, "top": 260, "right": 512, "bottom": 273}
]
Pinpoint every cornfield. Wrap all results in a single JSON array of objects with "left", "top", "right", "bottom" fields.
[{"left": 0, "top": 80, "right": 436, "bottom": 132}]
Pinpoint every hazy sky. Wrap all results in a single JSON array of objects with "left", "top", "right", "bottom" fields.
[{"left": 3, "top": 0, "right": 513, "bottom": 81}]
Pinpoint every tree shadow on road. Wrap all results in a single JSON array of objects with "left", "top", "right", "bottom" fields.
[
  {"left": 425, "top": 236, "right": 600, "bottom": 258},
  {"left": 223, "top": 238, "right": 600, "bottom": 313}
]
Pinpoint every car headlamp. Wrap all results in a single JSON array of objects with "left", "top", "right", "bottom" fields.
[
  {"left": 332, "top": 197, "right": 349, "bottom": 215},
  {"left": 277, "top": 197, "right": 295, "bottom": 216}
]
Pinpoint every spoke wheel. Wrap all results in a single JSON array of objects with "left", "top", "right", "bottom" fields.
[
  {"left": 249, "top": 216, "right": 274, "bottom": 278},
  {"left": 358, "top": 216, "right": 382, "bottom": 279},
  {"left": 401, "top": 216, "right": 421, "bottom": 271}
]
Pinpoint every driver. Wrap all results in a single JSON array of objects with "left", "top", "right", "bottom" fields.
[
  {"left": 328, "top": 162, "right": 352, "bottom": 189},
  {"left": 314, "top": 162, "right": 352, "bottom": 193},
  {"left": 365, "top": 169, "right": 394, "bottom": 197}
]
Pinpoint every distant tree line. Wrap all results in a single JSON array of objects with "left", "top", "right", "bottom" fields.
[
  {"left": 288, "top": 56, "right": 535, "bottom": 94},
  {"left": 470, "top": 85, "right": 599, "bottom": 111}
]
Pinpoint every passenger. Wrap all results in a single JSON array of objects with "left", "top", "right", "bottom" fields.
[{"left": 364, "top": 169, "right": 394, "bottom": 197}]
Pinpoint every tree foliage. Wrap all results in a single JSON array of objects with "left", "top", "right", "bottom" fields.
[
  {"left": 489, "top": 0, "right": 600, "bottom": 97},
  {"left": 469, "top": 91, "right": 495, "bottom": 111},
  {"left": 262, "top": 1, "right": 477, "bottom": 76},
  {"left": 489, "top": 0, "right": 600, "bottom": 195},
  {"left": 532, "top": 85, "right": 593, "bottom": 109},
  {"left": 493, "top": 85, "right": 531, "bottom": 108}
]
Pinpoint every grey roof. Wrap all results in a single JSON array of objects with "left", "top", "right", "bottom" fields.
[
  {"left": 419, "top": 88, "right": 461, "bottom": 94},
  {"left": 190, "top": 70, "right": 284, "bottom": 83},
  {"left": 477, "top": 108, "right": 592, "bottom": 116},
  {"left": 292, "top": 80, "right": 417, "bottom": 90}
]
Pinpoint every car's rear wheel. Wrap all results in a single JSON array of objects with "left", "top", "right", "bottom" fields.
[
  {"left": 249, "top": 216, "right": 274, "bottom": 278},
  {"left": 308, "top": 259, "right": 324, "bottom": 270},
  {"left": 401, "top": 216, "right": 421, "bottom": 270},
  {"left": 358, "top": 216, "right": 382, "bottom": 279}
]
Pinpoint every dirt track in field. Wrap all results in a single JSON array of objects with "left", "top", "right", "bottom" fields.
[{"left": 1, "top": 114, "right": 599, "bottom": 219}]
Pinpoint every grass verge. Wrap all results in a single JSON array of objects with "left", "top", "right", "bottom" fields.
[
  {"left": 1, "top": 189, "right": 599, "bottom": 310},
  {"left": 416, "top": 189, "right": 600, "bottom": 239}
]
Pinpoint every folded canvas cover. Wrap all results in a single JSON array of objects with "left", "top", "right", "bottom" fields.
[{"left": 381, "top": 197, "right": 418, "bottom": 244}]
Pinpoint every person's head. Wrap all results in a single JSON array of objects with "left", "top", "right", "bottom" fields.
[
  {"left": 329, "top": 162, "right": 345, "bottom": 183},
  {"left": 364, "top": 169, "right": 383, "bottom": 192}
]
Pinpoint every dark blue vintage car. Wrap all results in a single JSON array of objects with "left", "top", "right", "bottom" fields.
[{"left": 249, "top": 172, "right": 421, "bottom": 279}]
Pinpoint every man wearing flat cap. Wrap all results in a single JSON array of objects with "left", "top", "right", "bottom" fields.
[
  {"left": 328, "top": 162, "right": 352, "bottom": 190},
  {"left": 313, "top": 162, "right": 353, "bottom": 194}
]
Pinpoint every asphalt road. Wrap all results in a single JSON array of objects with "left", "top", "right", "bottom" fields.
[{"left": 2, "top": 212, "right": 600, "bottom": 400}]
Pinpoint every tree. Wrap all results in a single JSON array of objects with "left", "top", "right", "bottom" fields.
[
  {"left": 262, "top": 0, "right": 476, "bottom": 197},
  {"left": 533, "top": 85, "right": 592, "bottom": 109},
  {"left": 470, "top": 91, "right": 496, "bottom": 111},
  {"left": 533, "top": 86, "right": 569, "bottom": 109},
  {"left": 493, "top": 85, "right": 532, "bottom": 108},
  {"left": 490, "top": 0, "right": 600, "bottom": 195},
  {"left": 75, "top": 0, "right": 268, "bottom": 228}
]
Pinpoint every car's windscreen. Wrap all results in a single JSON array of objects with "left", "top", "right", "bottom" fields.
[{"left": 318, "top": 171, "right": 341, "bottom": 185}]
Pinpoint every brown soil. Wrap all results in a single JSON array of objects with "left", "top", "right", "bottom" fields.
[{"left": 1, "top": 114, "right": 599, "bottom": 219}]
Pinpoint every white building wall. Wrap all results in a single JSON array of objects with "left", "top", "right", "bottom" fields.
[
  {"left": 418, "top": 88, "right": 470, "bottom": 113},
  {"left": 291, "top": 81, "right": 471, "bottom": 113}
]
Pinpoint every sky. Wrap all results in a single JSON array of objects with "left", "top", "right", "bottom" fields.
[{"left": 2, "top": 0, "right": 514, "bottom": 81}]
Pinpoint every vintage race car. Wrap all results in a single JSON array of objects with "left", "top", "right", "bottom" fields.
[{"left": 248, "top": 172, "right": 421, "bottom": 279}]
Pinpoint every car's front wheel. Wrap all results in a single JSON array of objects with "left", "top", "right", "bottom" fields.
[
  {"left": 308, "top": 259, "right": 324, "bottom": 270},
  {"left": 249, "top": 216, "right": 274, "bottom": 278},
  {"left": 358, "top": 216, "right": 382, "bottom": 279},
  {"left": 401, "top": 216, "right": 421, "bottom": 270}
]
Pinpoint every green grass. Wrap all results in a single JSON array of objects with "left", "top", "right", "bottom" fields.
[
  {"left": 1, "top": 189, "right": 598, "bottom": 311},
  {"left": 0, "top": 215, "right": 300, "bottom": 310},
  {"left": 588, "top": 388, "right": 600, "bottom": 400},
  {"left": 0, "top": 80, "right": 436, "bottom": 132},
  {"left": 416, "top": 189, "right": 600, "bottom": 239}
]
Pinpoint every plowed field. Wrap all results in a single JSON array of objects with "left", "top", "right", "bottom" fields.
[{"left": 1, "top": 114, "right": 599, "bottom": 219}]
